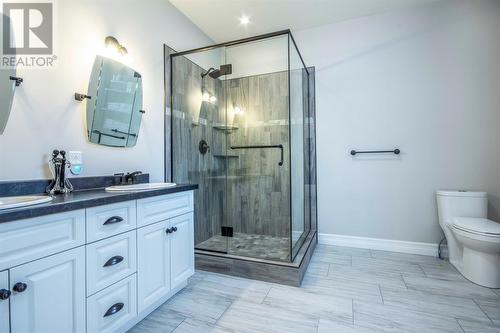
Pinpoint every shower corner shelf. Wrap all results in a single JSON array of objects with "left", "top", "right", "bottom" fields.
[{"left": 213, "top": 124, "right": 239, "bottom": 132}]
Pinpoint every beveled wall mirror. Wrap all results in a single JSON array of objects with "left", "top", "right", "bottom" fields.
[
  {"left": 83, "top": 55, "right": 143, "bottom": 147},
  {"left": 0, "top": 67, "right": 17, "bottom": 135}
]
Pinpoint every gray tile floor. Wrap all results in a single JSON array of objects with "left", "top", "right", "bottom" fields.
[{"left": 129, "top": 245, "right": 500, "bottom": 333}]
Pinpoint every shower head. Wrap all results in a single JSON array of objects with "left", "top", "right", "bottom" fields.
[
  {"left": 202, "top": 68, "right": 221, "bottom": 79},
  {"left": 201, "top": 64, "right": 232, "bottom": 79}
]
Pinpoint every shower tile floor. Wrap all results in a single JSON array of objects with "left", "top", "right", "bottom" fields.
[
  {"left": 129, "top": 245, "right": 500, "bottom": 333},
  {"left": 195, "top": 232, "right": 290, "bottom": 261}
]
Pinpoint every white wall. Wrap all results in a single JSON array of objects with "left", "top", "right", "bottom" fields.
[
  {"left": 0, "top": 0, "right": 213, "bottom": 181},
  {"left": 294, "top": 0, "right": 500, "bottom": 244}
]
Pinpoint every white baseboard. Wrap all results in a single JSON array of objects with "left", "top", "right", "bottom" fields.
[{"left": 318, "top": 233, "right": 438, "bottom": 257}]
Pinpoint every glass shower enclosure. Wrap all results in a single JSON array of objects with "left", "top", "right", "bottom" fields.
[{"left": 169, "top": 30, "right": 316, "bottom": 263}]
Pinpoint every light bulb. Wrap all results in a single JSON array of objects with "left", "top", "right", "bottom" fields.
[
  {"left": 234, "top": 106, "right": 244, "bottom": 115},
  {"left": 202, "top": 92, "right": 210, "bottom": 102},
  {"left": 210, "top": 95, "right": 217, "bottom": 103}
]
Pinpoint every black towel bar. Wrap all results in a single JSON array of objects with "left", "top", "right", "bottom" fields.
[{"left": 350, "top": 149, "right": 400, "bottom": 156}]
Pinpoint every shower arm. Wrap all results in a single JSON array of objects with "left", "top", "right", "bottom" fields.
[{"left": 230, "top": 144, "right": 284, "bottom": 166}]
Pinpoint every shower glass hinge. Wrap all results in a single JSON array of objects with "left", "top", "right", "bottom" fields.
[{"left": 221, "top": 226, "right": 233, "bottom": 237}]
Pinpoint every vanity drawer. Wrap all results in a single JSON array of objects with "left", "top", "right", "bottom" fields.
[
  {"left": 0, "top": 210, "right": 85, "bottom": 271},
  {"left": 87, "top": 274, "right": 137, "bottom": 333},
  {"left": 137, "top": 191, "right": 193, "bottom": 227},
  {"left": 86, "top": 201, "right": 137, "bottom": 243},
  {"left": 86, "top": 230, "right": 137, "bottom": 296}
]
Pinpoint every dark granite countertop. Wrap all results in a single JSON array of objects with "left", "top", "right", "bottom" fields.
[{"left": 0, "top": 184, "right": 198, "bottom": 223}]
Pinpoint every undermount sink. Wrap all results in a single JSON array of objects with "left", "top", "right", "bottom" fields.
[
  {"left": 0, "top": 195, "right": 53, "bottom": 210},
  {"left": 105, "top": 182, "right": 177, "bottom": 192}
]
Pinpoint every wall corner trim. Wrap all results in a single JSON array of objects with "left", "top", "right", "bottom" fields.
[{"left": 318, "top": 233, "right": 438, "bottom": 257}]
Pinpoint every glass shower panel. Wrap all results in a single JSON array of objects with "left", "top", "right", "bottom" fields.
[
  {"left": 171, "top": 47, "right": 230, "bottom": 254},
  {"left": 223, "top": 36, "right": 291, "bottom": 261},
  {"left": 289, "top": 36, "right": 310, "bottom": 259}
]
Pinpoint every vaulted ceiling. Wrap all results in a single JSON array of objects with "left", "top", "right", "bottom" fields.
[{"left": 169, "top": 0, "right": 440, "bottom": 43}]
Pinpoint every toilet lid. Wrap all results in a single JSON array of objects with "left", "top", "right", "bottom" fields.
[{"left": 453, "top": 217, "right": 500, "bottom": 236}]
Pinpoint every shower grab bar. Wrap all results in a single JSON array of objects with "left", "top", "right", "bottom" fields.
[
  {"left": 350, "top": 149, "right": 400, "bottom": 156},
  {"left": 230, "top": 144, "right": 284, "bottom": 166}
]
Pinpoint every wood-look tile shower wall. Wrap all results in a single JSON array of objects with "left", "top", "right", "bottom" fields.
[
  {"left": 171, "top": 55, "right": 227, "bottom": 245},
  {"left": 171, "top": 55, "right": 291, "bottom": 246},
  {"left": 225, "top": 72, "right": 291, "bottom": 238}
]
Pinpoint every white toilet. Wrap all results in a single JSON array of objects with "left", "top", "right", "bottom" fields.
[{"left": 436, "top": 190, "right": 500, "bottom": 288}]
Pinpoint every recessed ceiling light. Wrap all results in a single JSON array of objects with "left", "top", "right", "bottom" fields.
[{"left": 239, "top": 15, "right": 250, "bottom": 26}]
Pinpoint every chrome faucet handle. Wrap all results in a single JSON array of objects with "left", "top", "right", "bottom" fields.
[
  {"left": 124, "top": 171, "right": 142, "bottom": 184},
  {"left": 113, "top": 173, "right": 126, "bottom": 185}
]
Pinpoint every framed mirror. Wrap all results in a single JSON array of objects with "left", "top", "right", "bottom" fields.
[
  {"left": 85, "top": 55, "right": 143, "bottom": 147},
  {"left": 0, "top": 13, "right": 19, "bottom": 135}
]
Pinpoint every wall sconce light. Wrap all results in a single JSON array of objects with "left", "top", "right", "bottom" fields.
[
  {"left": 103, "top": 36, "right": 130, "bottom": 63},
  {"left": 105, "top": 36, "right": 128, "bottom": 55}
]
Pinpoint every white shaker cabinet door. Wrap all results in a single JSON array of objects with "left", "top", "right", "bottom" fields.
[
  {"left": 137, "top": 220, "right": 171, "bottom": 313},
  {"left": 170, "top": 213, "right": 194, "bottom": 290},
  {"left": 9, "top": 247, "right": 86, "bottom": 333}
]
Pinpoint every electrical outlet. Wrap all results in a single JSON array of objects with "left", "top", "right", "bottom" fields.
[
  {"left": 69, "top": 151, "right": 83, "bottom": 175},
  {"left": 68, "top": 151, "right": 83, "bottom": 164}
]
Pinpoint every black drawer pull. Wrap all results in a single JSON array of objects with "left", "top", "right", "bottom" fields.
[
  {"left": 103, "top": 256, "right": 124, "bottom": 267},
  {"left": 103, "top": 216, "right": 124, "bottom": 225},
  {"left": 104, "top": 302, "right": 124, "bottom": 317},
  {"left": 0, "top": 289, "right": 11, "bottom": 300}
]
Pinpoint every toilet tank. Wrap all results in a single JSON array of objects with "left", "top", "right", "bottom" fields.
[{"left": 436, "top": 190, "right": 488, "bottom": 226}]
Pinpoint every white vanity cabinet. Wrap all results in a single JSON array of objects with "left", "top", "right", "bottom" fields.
[
  {"left": 9, "top": 247, "right": 86, "bottom": 333},
  {"left": 136, "top": 198, "right": 194, "bottom": 315},
  {"left": 0, "top": 210, "right": 86, "bottom": 333},
  {"left": 0, "top": 190, "right": 194, "bottom": 333}
]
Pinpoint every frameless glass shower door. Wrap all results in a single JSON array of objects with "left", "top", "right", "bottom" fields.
[
  {"left": 171, "top": 47, "right": 229, "bottom": 254},
  {"left": 223, "top": 35, "right": 291, "bottom": 261},
  {"left": 170, "top": 30, "right": 314, "bottom": 263},
  {"left": 289, "top": 34, "right": 311, "bottom": 259}
]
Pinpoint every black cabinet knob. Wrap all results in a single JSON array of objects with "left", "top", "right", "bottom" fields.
[
  {"left": 13, "top": 282, "right": 27, "bottom": 293},
  {"left": 0, "top": 289, "right": 11, "bottom": 300},
  {"left": 165, "top": 228, "right": 172, "bottom": 234},
  {"left": 172, "top": 227, "right": 178, "bottom": 232}
]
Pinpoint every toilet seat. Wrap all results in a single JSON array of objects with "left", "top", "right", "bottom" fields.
[{"left": 452, "top": 217, "right": 500, "bottom": 237}]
